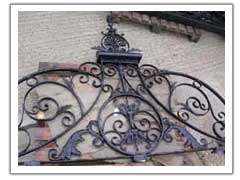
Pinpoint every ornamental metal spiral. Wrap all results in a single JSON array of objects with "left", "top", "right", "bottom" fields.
[{"left": 18, "top": 13, "right": 225, "bottom": 165}]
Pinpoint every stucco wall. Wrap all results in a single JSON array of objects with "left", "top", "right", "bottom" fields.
[{"left": 18, "top": 11, "right": 225, "bottom": 93}]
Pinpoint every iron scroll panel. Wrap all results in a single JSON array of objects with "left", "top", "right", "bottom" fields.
[{"left": 18, "top": 62, "right": 225, "bottom": 164}]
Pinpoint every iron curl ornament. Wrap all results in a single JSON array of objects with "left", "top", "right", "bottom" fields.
[{"left": 18, "top": 13, "right": 225, "bottom": 165}]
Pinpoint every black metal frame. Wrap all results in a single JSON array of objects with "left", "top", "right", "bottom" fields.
[{"left": 18, "top": 13, "right": 225, "bottom": 165}]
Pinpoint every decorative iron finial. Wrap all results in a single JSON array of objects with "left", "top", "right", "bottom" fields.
[
  {"left": 93, "top": 12, "right": 142, "bottom": 66},
  {"left": 106, "top": 11, "right": 114, "bottom": 30}
]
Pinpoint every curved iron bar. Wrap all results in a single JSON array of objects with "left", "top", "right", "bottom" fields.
[
  {"left": 138, "top": 68, "right": 225, "bottom": 142},
  {"left": 18, "top": 68, "right": 104, "bottom": 157},
  {"left": 168, "top": 83, "right": 224, "bottom": 138},
  {"left": 163, "top": 71, "right": 225, "bottom": 140},
  {"left": 22, "top": 81, "right": 81, "bottom": 121},
  {"left": 160, "top": 70, "right": 225, "bottom": 104}
]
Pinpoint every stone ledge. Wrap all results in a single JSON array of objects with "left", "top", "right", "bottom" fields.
[{"left": 112, "top": 11, "right": 202, "bottom": 42}]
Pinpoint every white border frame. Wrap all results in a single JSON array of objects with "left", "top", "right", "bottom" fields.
[{"left": 11, "top": 4, "right": 233, "bottom": 174}]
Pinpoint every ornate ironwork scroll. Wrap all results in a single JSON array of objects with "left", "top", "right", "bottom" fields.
[{"left": 18, "top": 13, "right": 225, "bottom": 165}]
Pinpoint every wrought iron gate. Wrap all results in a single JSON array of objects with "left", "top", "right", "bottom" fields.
[{"left": 18, "top": 13, "right": 225, "bottom": 166}]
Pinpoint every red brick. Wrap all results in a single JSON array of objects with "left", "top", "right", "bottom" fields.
[
  {"left": 194, "top": 28, "right": 202, "bottom": 36},
  {"left": 142, "top": 14, "right": 151, "bottom": 25},
  {"left": 39, "top": 62, "right": 80, "bottom": 79},
  {"left": 39, "top": 62, "right": 78, "bottom": 71},
  {"left": 150, "top": 16, "right": 159, "bottom": 26},
  {"left": 150, "top": 16, "right": 161, "bottom": 34},
  {"left": 79, "top": 152, "right": 94, "bottom": 160},
  {"left": 44, "top": 142, "right": 58, "bottom": 148},
  {"left": 121, "top": 11, "right": 132, "bottom": 20},
  {"left": 159, "top": 19, "right": 169, "bottom": 30},
  {"left": 168, "top": 21, "right": 179, "bottom": 32},
  {"left": 186, "top": 26, "right": 194, "bottom": 36},
  {"left": 32, "top": 127, "right": 52, "bottom": 140},
  {"left": 190, "top": 34, "right": 201, "bottom": 42},
  {"left": 132, "top": 12, "right": 142, "bottom": 23},
  {"left": 35, "top": 150, "right": 48, "bottom": 161},
  {"left": 112, "top": 11, "right": 121, "bottom": 17},
  {"left": 37, "top": 121, "right": 47, "bottom": 127},
  {"left": 111, "top": 11, "right": 121, "bottom": 23},
  {"left": 178, "top": 24, "right": 187, "bottom": 34},
  {"left": 112, "top": 17, "right": 120, "bottom": 23},
  {"left": 188, "top": 28, "right": 202, "bottom": 42},
  {"left": 35, "top": 147, "right": 58, "bottom": 161}
]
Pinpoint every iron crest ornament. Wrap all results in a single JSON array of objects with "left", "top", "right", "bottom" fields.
[{"left": 18, "top": 13, "right": 225, "bottom": 165}]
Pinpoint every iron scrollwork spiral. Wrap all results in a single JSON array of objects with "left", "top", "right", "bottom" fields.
[
  {"left": 140, "top": 68, "right": 225, "bottom": 143},
  {"left": 18, "top": 13, "right": 225, "bottom": 164},
  {"left": 169, "top": 79, "right": 225, "bottom": 140},
  {"left": 18, "top": 67, "right": 103, "bottom": 157},
  {"left": 97, "top": 93, "right": 163, "bottom": 161},
  {"left": 18, "top": 62, "right": 225, "bottom": 164}
]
